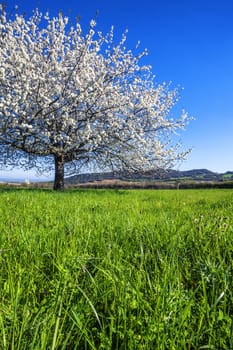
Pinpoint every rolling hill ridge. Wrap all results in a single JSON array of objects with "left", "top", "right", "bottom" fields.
[{"left": 65, "top": 169, "right": 233, "bottom": 184}]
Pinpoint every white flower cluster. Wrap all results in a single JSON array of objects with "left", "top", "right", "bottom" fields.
[{"left": 0, "top": 7, "right": 191, "bottom": 175}]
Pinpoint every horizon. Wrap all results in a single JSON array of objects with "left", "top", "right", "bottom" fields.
[
  {"left": 1, "top": 0, "right": 233, "bottom": 179},
  {"left": 1, "top": 167, "right": 233, "bottom": 182}
]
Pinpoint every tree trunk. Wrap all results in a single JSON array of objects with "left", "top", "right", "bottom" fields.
[{"left": 53, "top": 154, "right": 65, "bottom": 191}]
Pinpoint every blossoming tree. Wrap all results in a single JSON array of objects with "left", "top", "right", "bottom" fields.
[{"left": 0, "top": 6, "right": 191, "bottom": 190}]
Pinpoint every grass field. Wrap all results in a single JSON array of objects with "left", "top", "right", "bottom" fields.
[{"left": 0, "top": 188, "right": 233, "bottom": 349}]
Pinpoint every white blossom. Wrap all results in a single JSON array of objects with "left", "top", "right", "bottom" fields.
[{"left": 0, "top": 6, "right": 192, "bottom": 189}]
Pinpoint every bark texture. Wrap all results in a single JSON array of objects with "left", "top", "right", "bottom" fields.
[{"left": 53, "top": 155, "right": 65, "bottom": 190}]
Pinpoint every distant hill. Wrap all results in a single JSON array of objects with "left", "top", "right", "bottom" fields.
[
  {"left": 1, "top": 168, "right": 232, "bottom": 187},
  {"left": 65, "top": 169, "right": 233, "bottom": 184}
]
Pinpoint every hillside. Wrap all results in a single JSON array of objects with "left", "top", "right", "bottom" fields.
[{"left": 65, "top": 169, "right": 233, "bottom": 184}]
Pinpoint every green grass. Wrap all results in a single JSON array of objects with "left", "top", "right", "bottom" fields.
[{"left": 0, "top": 188, "right": 233, "bottom": 349}]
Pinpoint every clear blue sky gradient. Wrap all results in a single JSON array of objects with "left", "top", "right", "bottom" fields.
[{"left": 1, "top": 0, "right": 233, "bottom": 179}]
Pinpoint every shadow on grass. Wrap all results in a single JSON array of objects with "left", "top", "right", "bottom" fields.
[{"left": 0, "top": 184, "right": 130, "bottom": 196}]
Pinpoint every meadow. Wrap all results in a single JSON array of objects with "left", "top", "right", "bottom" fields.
[{"left": 0, "top": 188, "right": 233, "bottom": 349}]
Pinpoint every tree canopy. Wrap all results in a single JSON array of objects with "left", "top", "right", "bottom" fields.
[{"left": 0, "top": 6, "right": 191, "bottom": 189}]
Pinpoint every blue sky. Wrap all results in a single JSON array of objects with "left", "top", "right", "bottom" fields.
[{"left": 1, "top": 0, "right": 233, "bottom": 179}]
